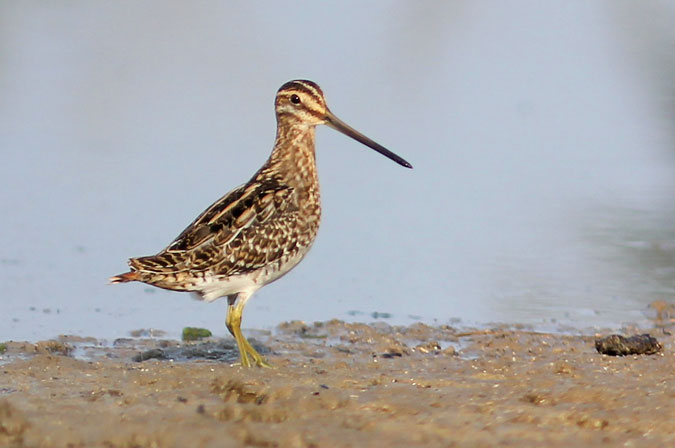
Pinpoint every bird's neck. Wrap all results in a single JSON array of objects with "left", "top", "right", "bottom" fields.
[
  {"left": 266, "top": 124, "right": 319, "bottom": 190},
  {"left": 252, "top": 121, "right": 321, "bottom": 222}
]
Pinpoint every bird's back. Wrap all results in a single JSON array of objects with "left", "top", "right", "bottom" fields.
[{"left": 113, "top": 138, "right": 322, "bottom": 296}]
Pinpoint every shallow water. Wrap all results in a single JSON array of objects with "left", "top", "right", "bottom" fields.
[{"left": 1, "top": 2, "right": 674, "bottom": 341}]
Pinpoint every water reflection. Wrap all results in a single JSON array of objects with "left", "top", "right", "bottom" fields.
[{"left": 0, "top": 2, "right": 673, "bottom": 341}]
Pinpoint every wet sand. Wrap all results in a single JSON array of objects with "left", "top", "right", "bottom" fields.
[{"left": 1, "top": 320, "right": 673, "bottom": 447}]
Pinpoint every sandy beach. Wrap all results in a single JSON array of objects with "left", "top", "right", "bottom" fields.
[{"left": 1, "top": 320, "right": 673, "bottom": 447}]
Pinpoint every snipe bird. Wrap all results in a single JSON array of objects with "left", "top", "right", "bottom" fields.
[{"left": 110, "top": 80, "right": 412, "bottom": 367}]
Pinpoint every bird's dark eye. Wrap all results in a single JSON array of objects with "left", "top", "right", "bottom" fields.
[{"left": 290, "top": 94, "right": 301, "bottom": 104}]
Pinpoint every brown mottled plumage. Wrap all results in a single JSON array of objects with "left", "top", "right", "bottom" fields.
[{"left": 110, "top": 80, "right": 412, "bottom": 367}]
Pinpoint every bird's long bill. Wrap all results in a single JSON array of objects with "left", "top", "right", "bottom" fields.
[{"left": 325, "top": 111, "right": 413, "bottom": 169}]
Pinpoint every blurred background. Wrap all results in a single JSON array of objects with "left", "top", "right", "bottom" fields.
[{"left": 1, "top": 1, "right": 674, "bottom": 341}]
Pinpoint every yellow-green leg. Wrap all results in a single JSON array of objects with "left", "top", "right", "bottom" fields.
[{"left": 225, "top": 294, "right": 272, "bottom": 368}]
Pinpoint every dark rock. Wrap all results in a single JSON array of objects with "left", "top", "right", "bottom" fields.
[{"left": 595, "top": 334, "right": 662, "bottom": 356}]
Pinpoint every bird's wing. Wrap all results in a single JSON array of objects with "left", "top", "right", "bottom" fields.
[{"left": 128, "top": 176, "right": 298, "bottom": 276}]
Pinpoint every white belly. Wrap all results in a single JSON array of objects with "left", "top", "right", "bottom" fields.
[{"left": 194, "top": 250, "right": 308, "bottom": 302}]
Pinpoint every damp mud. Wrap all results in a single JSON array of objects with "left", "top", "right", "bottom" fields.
[{"left": 1, "top": 320, "right": 673, "bottom": 447}]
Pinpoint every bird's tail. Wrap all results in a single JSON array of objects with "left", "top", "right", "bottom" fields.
[{"left": 109, "top": 271, "right": 141, "bottom": 284}]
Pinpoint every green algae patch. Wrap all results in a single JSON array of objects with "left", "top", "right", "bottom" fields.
[{"left": 182, "top": 327, "right": 212, "bottom": 342}]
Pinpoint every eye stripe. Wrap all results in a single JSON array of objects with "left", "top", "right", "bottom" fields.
[
  {"left": 278, "top": 80, "right": 324, "bottom": 103},
  {"left": 276, "top": 80, "right": 327, "bottom": 121},
  {"left": 291, "top": 80, "right": 322, "bottom": 99},
  {"left": 278, "top": 104, "right": 324, "bottom": 120}
]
